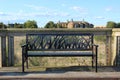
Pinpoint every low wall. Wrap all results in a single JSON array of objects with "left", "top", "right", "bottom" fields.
[{"left": 0, "top": 28, "right": 120, "bottom": 67}]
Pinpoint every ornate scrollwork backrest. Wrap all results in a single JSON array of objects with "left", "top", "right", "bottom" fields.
[{"left": 26, "top": 33, "right": 93, "bottom": 51}]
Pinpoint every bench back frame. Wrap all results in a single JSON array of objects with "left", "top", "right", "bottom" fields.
[{"left": 26, "top": 33, "right": 94, "bottom": 51}]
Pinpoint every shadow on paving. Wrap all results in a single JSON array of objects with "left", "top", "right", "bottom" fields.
[
  {"left": 45, "top": 66, "right": 120, "bottom": 73},
  {"left": 46, "top": 66, "right": 93, "bottom": 72}
]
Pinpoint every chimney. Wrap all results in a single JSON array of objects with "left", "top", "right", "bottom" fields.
[{"left": 71, "top": 19, "right": 73, "bottom": 22}]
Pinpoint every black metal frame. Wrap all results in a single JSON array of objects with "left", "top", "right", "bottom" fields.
[{"left": 21, "top": 33, "right": 98, "bottom": 72}]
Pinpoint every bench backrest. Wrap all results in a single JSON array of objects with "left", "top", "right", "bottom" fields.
[{"left": 26, "top": 33, "right": 93, "bottom": 51}]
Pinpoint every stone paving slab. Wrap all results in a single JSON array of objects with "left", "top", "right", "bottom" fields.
[
  {"left": 0, "top": 66, "right": 120, "bottom": 79},
  {"left": 0, "top": 72, "right": 120, "bottom": 80}
]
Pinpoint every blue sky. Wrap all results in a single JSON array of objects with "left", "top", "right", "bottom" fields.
[{"left": 0, "top": 0, "right": 120, "bottom": 27}]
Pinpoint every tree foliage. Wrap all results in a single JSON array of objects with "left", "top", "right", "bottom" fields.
[
  {"left": 24, "top": 20, "right": 38, "bottom": 28},
  {"left": 116, "top": 23, "right": 120, "bottom": 28},
  {"left": 106, "top": 21, "right": 116, "bottom": 28},
  {"left": 44, "top": 21, "right": 57, "bottom": 28},
  {"left": 106, "top": 21, "right": 120, "bottom": 28},
  {"left": 0, "top": 22, "right": 7, "bottom": 28},
  {"left": 56, "top": 23, "right": 65, "bottom": 28}
]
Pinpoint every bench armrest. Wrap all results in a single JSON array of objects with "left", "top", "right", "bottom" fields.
[
  {"left": 21, "top": 44, "right": 28, "bottom": 72},
  {"left": 21, "top": 44, "right": 27, "bottom": 48},
  {"left": 92, "top": 44, "right": 99, "bottom": 55},
  {"left": 92, "top": 44, "right": 99, "bottom": 47},
  {"left": 21, "top": 44, "right": 27, "bottom": 57},
  {"left": 92, "top": 44, "right": 98, "bottom": 72}
]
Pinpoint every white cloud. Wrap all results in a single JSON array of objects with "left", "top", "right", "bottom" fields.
[
  {"left": 24, "top": 4, "right": 48, "bottom": 11},
  {"left": 34, "top": 12, "right": 69, "bottom": 18},
  {"left": 72, "top": 6, "right": 82, "bottom": 11},
  {"left": 61, "top": 4, "right": 66, "bottom": 7},
  {"left": 0, "top": 12, "right": 9, "bottom": 16},
  {"left": 105, "top": 7, "right": 113, "bottom": 12},
  {"left": 0, "top": 11, "right": 70, "bottom": 23},
  {"left": 0, "top": 4, "right": 70, "bottom": 25},
  {"left": 95, "top": 16, "right": 105, "bottom": 19},
  {"left": 71, "top": 6, "right": 86, "bottom": 12},
  {"left": 24, "top": 4, "right": 70, "bottom": 17},
  {"left": 71, "top": 6, "right": 87, "bottom": 14}
]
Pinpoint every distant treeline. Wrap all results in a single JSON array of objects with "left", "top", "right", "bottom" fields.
[
  {"left": 1, "top": 20, "right": 120, "bottom": 29},
  {"left": 0, "top": 20, "right": 38, "bottom": 28},
  {"left": 106, "top": 21, "right": 120, "bottom": 28}
]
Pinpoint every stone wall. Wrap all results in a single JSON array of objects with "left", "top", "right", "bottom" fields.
[
  {"left": 1, "top": 28, "right": 119, "bottom": 67},
  {"left": 0, "top": 38, "right": 1, "bottom": 67}
]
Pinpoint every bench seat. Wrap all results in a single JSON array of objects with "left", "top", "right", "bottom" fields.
[{"left": 27, "top": 51, "right": 93, "bottom": 56}]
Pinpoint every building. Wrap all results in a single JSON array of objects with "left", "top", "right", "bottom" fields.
[
  {"left": 8, "top": 23, "right": 24, "bottom": 28},
  {"left": 57, "top": 19, "right": 94, "bottom": 28}
]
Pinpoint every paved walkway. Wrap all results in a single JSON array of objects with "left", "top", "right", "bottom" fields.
[
  {"left": 1, "top": 72, "right": 120, "bottom": 79},
  {"left": 0, "top": 66, "right": 120, "bottom": 80}
]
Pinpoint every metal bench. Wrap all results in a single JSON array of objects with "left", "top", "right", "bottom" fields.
[{"left": 21, "top": 32, "right": 98, "bottom": 72}]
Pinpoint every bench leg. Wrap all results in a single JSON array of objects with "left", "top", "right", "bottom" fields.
[
  {"left": 26, "top": 57, "right": 29, "bottom": 69},
  {"left": 96, "top": 55, "right": 97, "bottom": 72},
  {"left": 92, "top": 55, "right": 94, "bottom": 68},
  {"left": 22, "top": 54, "right": 25, "bottom": 72},
  {"left": 95, "top": 49, "right": 98, "bottom": 72}
]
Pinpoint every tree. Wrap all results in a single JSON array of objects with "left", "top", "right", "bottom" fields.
[
  {"left": 0, "top": 22, "right": 7, "bottom": 28},
  {"left": 116, "top": 23, "right": 120, "bottom": 28},
  {"left": 44, "top": 21, "right": 57, "bottom": 28},
  {"left": 0, "top": 22, "right": 4, "bottom": 28},
  {"left": 106, "top": 21, "right": 116, "bottom": 28},
  {"left": 56, "top": 23, "right": 65, "bottom": 28},
  {"left": 24, "top": 20, "right": 38, "bottom": 28}
]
